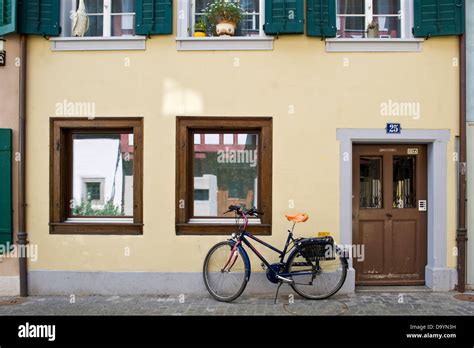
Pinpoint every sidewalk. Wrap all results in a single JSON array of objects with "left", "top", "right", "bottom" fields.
[{"left": 0, "top": 291, "right": 473, "bottom": 316}]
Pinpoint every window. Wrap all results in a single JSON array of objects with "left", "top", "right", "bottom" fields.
[
  {"left": 83, "top": 180, "right": 104, "bottom": 204},
  {"left": 176, "top": 117, "right": 272, "bottom": 235},
  {"left": 336, "top": 0, "right": 412, "bottom": 39},
  {"left": 60, "top": 0, "right": 136, "bottom": 37},
  {"left": 176, "top": 0, "right": 273, "bottom": 51},
  {"left": 50, "top": 118, "right": 143, "bottom": 235},
  {"left": 192, "top": 0, "right": 262, "bottom": 37}
]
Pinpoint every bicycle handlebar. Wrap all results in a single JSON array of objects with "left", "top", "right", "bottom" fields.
[{"left": 223, "top": 205, "right": 264, "bottom": 217}]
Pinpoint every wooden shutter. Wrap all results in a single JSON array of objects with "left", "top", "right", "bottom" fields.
[
  {"left": 263, "top": 0, "right": 304, "bottom": 35},
  {"left": 136, "top": 0, "right": 173, "bottom": 35},
  {"left": 413, "top": 0, "right": 465, "bottom": 37},
  {"left": 0, "top": 129, "right": 12, "bottom": 250},
  {"left": 307, "top": 0, "right": 336, "bottom": 37},
  {"left": 0, "top": 0, "right": 16, "bottom": 36},
  {"left": 18, "top": 0, "right": 60, "bottom": 36}
]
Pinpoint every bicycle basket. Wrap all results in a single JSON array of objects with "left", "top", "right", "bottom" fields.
[{"left": 298, "top": 236, "right": 336, "bottom": 261}]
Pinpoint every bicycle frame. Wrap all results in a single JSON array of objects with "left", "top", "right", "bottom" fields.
[{"left": 228, "top": 212, "right": 315, "bottom": 278}]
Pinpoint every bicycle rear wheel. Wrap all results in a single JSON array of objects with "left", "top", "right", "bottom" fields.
[
  {"left": 203, "top": 241, "right": 248, "bottom": 302},
  {"left": 287, "top": 246, "right": 348, "bottom": 300}
]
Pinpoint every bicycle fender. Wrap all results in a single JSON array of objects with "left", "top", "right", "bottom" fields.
[{"left": 229, "top": 240, "right": 251, "bottom": 281}]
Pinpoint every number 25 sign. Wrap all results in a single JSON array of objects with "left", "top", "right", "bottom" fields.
[{"left": 386, "top": 123, "right": 401, "bottom": 134}]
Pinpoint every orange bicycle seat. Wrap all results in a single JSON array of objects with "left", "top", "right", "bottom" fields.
[{"left": 285, "top": 213, "right": 309, "bottom": 223}]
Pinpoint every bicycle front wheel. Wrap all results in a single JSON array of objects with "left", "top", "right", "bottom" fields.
[
  {"left": 203, "top": 241, "right": 248, "bottom": 302},
  {"left": 287, "top": 246, "right": 348, "bottom": 300}
]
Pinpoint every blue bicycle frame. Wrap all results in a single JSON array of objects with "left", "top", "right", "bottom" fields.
[{"left": 235, "top": 228, "right": 316, "bottom": 279}]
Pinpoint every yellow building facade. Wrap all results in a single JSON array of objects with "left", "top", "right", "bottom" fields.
[{"left": 0, "top": 0, "right": 465, "bottom": 295}]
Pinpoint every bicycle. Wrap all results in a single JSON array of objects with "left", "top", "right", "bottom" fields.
[{"left": 203, "top": 205, "right": 349, "bottom": 302}]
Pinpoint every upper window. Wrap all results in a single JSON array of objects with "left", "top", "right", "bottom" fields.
[
  {"left": 180, "top": 0, "right": 266, "bottom": 38},
  {"left": 60, "top": 0, "right": 136, "bottom": 37},
  {"left": 336, "top": 0, "right": 413, "bottom": 39},
  {"left": 176, "top": 117, "right": 272, "bottom": 235},
  {"left": 50, "top": 118, "right": 143, "bottom": 235}
]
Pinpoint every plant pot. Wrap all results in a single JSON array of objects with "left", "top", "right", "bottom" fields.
[
  {"left": 193, "top": 31, "right": 206, "bottom": 37},
  {"left": 216, "top": 21, "right": 236, "bottom": 36}
]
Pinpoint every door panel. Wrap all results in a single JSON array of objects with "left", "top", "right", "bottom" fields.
[
  {"left": 391, "top": 220, "right": 417, "bottom": 274},
  {"left": 353, "top": 144, "right": 427, "bottom": 285},
  {"left": 360, "top": 220, "right": 385, "bottom": 275}
]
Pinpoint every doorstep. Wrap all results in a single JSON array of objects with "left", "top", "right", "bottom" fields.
[{"left": 356, "top": 286, "right": 432, "bottom": 293}]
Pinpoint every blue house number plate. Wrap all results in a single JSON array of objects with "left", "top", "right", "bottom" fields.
[{"left": 386, "top": 123, "right": 401, "bottom": 134}]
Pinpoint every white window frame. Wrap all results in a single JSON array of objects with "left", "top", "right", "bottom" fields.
[
  {"left": 176, "top": 0, "right": 273, "bottom": 51},
  {"left": 326, "top": 0, "right": 423, "bottom": 52},
  {"left": 51, "top": 0, "right": 146, "bottom": 51}
]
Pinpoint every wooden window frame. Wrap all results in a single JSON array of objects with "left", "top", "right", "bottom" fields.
[
  {"left": 50, "top": 117, "right": 143, "bottom": 235},
  {"left": 176, "top": 116, "right": 272, "bottom": 236}
]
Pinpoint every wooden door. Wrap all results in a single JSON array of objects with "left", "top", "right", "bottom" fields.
[{"left": 353, "top": 144, "right": 427, "bottom": 285}]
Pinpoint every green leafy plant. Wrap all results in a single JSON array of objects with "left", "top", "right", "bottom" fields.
[
  {"left": 194, "top": 17, "right": 208, "bottom": 32},
  {"left": 72, "top": 200, "right": 123, "bottom": 216},
  {"left": 205, "top": 0, "right": 243, "bottom": 26}
]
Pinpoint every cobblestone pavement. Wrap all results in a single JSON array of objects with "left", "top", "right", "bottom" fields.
[{"left": 0, "top": 291, "right": 473, "bottom": 316}]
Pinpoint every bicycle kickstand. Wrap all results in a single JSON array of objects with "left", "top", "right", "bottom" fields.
[{"left": 273, "top": 282, "right": 283, "bottom": 304}]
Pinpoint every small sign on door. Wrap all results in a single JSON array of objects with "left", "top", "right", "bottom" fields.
[
  {"left": 407, "top": 148, "right": 419, "bottom": 155},
  {"left": 418, "top": 200, "right": 427, "bottom": 211}
]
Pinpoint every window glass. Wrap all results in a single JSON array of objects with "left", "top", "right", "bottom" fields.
[
  {"left": 193, "top": 132, "right": 258, "bottom": 217},
  {"left": 359, "top": 157, "right": 383, "bottom": 209},
  {"left": 393, "top": 156, "right": 416, "bottom": 208},
  {"left": 193, "top": 0, "right": 260, "bottom": 37},
  {"left": 84, "top": 0, "right": 104, "bottom": 37},
  {"left": 71, "top": 133, "right": 134, "bottom": 217},
  {"left": 111, "top": 0, "right": 136, "bottom": 36},
  {"left": 373, "top": 0, "right": 401, "bottom": 38}
]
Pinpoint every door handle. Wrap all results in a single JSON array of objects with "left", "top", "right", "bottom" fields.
[{"left": 386, "top": 213, "right": 393, "bottom": 218}]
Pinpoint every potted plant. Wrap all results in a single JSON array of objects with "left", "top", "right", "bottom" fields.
[
  {"left": 206, "top": 0, "right": 243, "bottom": 36},
  {"left": 366, "top": 20, "right": 379, "bottom": 38},
  {"left": 194, "top": 18, "right": 208, "bottom": 37}
]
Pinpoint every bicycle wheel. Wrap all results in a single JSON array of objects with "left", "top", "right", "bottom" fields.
[
  {"left": 203, "top": 241, "right": 249, "bottom": 302},
  {"left": 287, "top": 246, "right": 348, "bottom": 300}
]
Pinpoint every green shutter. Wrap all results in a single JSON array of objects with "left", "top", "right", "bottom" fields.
[
  {"left": 263, "top": 0, "right": 304, "bottom": 35},
  {"left": 0, "top": 0, "right": 17, "bottom": 36},
  {"left": 135, "top": 0, "right": 172, "bottom": 35},
  {"left": 18, "top": 0, "right": 60, "bottom": 36},
  {"left": 0, "top": 129, "right": 12, "bottom": 252},
  {"left": 307, "top": 0, "right": 336, "bottom": 37},
  {"left": 413, "top": 0, "right": 464, "bottom": 37}
]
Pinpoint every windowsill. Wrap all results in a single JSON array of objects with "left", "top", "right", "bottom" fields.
[
  {"left": 325, "top": 38, "right": 424, "bottom": 52},
  {"left": 49, "top": 222, "right": 143, "bottom": 235},
  {"left": 176, "top": 36, "right": 274, "bottom": 51},
  {"left": 50, "top": 36, "right": 146, "bottom": 51},
  {"left": 176, "top": 223, "right": 271, "bottom": 235}
]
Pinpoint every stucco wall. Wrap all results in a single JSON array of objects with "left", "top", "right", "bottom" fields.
[
  {"left": 25, "top": 30, "right": 459, "bottom": 274},
  {"left": 0, "top": 34, "right": 20, "bottom": 279}
]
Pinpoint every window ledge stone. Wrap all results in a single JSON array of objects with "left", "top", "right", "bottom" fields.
[
  {"left": 176, "top": 36, "right": 274, "bottom": 51},
  {"left": 325, "top": 38, "right": 424, "bottom": 52},
  {"left": 50, "top": 36, "right": 146, "bottom": 51}
]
